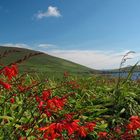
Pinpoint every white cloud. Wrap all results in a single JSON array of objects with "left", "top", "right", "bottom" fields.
[
  {"left": 47, "top": 50, "right": 140, "bottom": 69},
  {"left": 38, "top": 43, "right": 56, "bottom": 49},
  {"left": 36, "top": 6, "right": 61, "bottom": 19}
]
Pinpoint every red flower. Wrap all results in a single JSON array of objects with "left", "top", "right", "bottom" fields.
[
  {"left": 39, "top": 123, "right": 61, "bottom": 139},
  {"left": 0, "top": 80, "right": 11, "bottom": 89},
  {"left": 46, "top": 96, "right": 66, "bottom": 112},
  {"left": 127, "top": 123, "right": 133, "bottom": 130},
  {"left": 63, "top": 119, "right": 80, "bottom": 136},
  {"left": 64, "top": 113, "right": 73, "bottom": 121},
  {"left": 114, "top": 126, "right": 121, "bottom": 134},
  {"left": 121, "top": 131, "right": 134, "bottom": 140},
  {"left": 127, "top": 116, "right": 140, "bottom": 130},
  {"left": 68, "top": 81, "right": 80, "bottom": 89},
  {"left": 39, "top": 116, "right": 96, "bottom": 139},
  {"left": 11, "top": 64, "right": 18, "bottom": 75},
  {"left": 3, "top": 64, "right": 18, "bottom": 80},
  {"left": 38, "top": 101, "right": 44, "bottom": 110},
  {"left": 78, "top": 126, "right": 87, "bottom": 137},
  {"left": 98, "top": 131, "right": 108, "bottom": 138},
  {"left": 130, "top": 116, "right": 140, "bottom": 121},
  {"left": 85, "top": 122, "right": 96, "bottom": 132},
  {"left": 35, "top": 96, "right": 41, "bottom": 103},
  {"left": 44, "top": 110, "right": 52, "bottom": 117},
  {"left": 56, "top": 122, "right": 64, "bottom": 132},
  {"left": 18, "top": 85, "right": 25, "bottom": 92},
  {"left": 10, "top": 98, "right": 15, "bottom": 103},
  {"left": 42, "top": 90, "right": 51, "bottom": 101},
  {"left": 64, "top": 123, "right": 75, "bottom": 135},
  {"left": 18, "top": 137, "right": 27, "bottom": 140}
]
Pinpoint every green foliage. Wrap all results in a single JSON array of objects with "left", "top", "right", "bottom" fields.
[{"left": 0, "top": 48, "right": 140, "bottom": 139}]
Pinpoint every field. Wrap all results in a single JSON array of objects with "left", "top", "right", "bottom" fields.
[{"left": 0, "top": 47, "right": 140, "bottom": 140}]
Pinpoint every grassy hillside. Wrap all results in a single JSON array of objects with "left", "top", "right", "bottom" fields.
[{"left": 0, "top": 46, "right": 97, "bottom": 78}]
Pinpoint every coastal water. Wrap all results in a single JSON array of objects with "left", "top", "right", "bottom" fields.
[
  {"left": 102, "top": 72, "right": 140, "bottom": 80},
  {"left": 112, "top": 72, "right": 140, "bottom": 80}
]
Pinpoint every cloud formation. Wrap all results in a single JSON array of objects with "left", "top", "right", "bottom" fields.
[
  {"left": 38, "top": 43, "right": 56, "bottom": 49},
  {"left": 36, "top": 6, "right": 61, "bottom": 19},
  {"left": 47, "top": 50, "right": 140, "bottom": 69}
]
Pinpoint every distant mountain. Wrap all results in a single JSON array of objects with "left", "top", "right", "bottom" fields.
[
  {"left": 101, "top": 64, "right": 140, "bottom": 75},
  {"left": 0, "top": 46, "right": 98, "bottom": 78},
  {"left": 120, "top": 65, "right": 140, "bottom": 72}
]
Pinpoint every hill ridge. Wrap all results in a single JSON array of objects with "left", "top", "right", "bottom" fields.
[{"left": 0, "top": 46, "right": 97, "bottom": 78}]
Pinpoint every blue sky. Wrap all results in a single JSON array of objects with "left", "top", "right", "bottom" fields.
[{"left": 0, "top": 0, "right": 140, "bottom": 69}]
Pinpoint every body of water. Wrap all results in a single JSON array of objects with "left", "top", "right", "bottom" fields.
[{"left": 101, "top": 71, "right": 140, "bottom": 80}]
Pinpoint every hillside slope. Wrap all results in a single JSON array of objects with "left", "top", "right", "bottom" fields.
[{"left": 0, "top": 46, "right": 97, "bottom": 78}]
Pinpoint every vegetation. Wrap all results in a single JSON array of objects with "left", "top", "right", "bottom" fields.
[{"left": 0, "top": 48, "right": 140, "bottom": 139}]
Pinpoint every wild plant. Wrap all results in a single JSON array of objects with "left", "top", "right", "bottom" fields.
[{"left": 0, "top": 49, "right": 140, "bottom": 139}]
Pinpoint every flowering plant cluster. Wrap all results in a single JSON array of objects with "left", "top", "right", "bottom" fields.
[
  {"left": 0, "top": 64, "right": 18, "bottom": 89},
  {"left": 0, "top": 57, "right": 140, "bottom": 139},
  {"left": 38, "top": 114, "right": 96, "bottom": 139},
  {"left": 97, "top": 116, "right": 140, "bottom": 140}
]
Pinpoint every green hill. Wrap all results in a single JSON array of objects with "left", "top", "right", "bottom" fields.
[{"left": 0, "top": 46, "right": 97, "bottom": 78}]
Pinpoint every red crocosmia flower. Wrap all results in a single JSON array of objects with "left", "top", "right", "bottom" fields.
[
  {"left": 39, "top": 123, "right": 61, "bottom": 139},
  {"left": 8, "top": 64, "right": 18, "bottom": 79},
  {"left": 3, "top": 64, "right": 18, "bottom": 80},
  {"left": 3, "top": 66, "right": 11, "bottom": 79},
  {"left": 98, "top": 131, "right": 108, "bottom": 138},
  {"left": 42, "top": 90, "right": 51, "bottom": 101},
  {"left": 127, "top": 116, "right": 140, "bottom": 130},
  {"left": 114, "top": 126, "right": 121, "bottom": 134},
  {"left": 78, "top": 126, "right": 87, "bottom": 137},
  {"left": 11, "top": 64, "right": 18, "bottom": 75},
  {"left": 10, "top": 98, "right": 15, "bottom": 103},
  {"left": 39, "top": 117, "right": 96, "bottom": 139},
  {"left": 127, "top": 121, "right": 140, "bottom": 130},
  {"left": 35, "top": 96, "right": 41, "bottom": 103},
  {"left": 63, "top": 119, "right": 80, "bottom": 136},
  {"left": 47, "top": 99, "right": 55, "bottom": 110},
  {"left": 38, "top": 101, "right": 44, "bottom": 110},
  {"left": 85, "top": 122, "right": 96, "bottom": 132},
  {"left": 35, "top": 90, "right": 67, "bottom": 114},
  {"left": 121, "top": 131, "right": 134, "bottom": 140},
  {"left": 44, "top": 110, "right": 52, "bottom": 117},
  {"left": 0, "top": 80, "right": 11, "bottom": 89},
  {"left": 64, "top": 113, "right": 73, "bottom": 121},
  {"left": 46, "top": 96, "right": 66, "bottom": 112},
  {"left": 18, "top": 137, "right": 27, "bottom": 140},
  {"left": 65, "top": 123, "right": 75, "bottom": 136},
  {"left": 68, "top": 81, "right": 80, "bottom": 89},
  {"left": 39, "top": 126, "right": 49, "bottom": 131},
  {"left": 53, "top": 97, "right": 66, "bottom": 110},
  {"left": 18, "top": 85, "right": 25, "bottom": 92},
  {"left": 127, "top": 123, "right": 133, "bottom": 130},
  {"left": 130, "top": 116, "right": 140, "bottom": 121},
  {"left": 56, "top": 122, "right": 64, "bottom": 132},
  {"left": 44, "top": 131, "right": 60, "bottom": 140}
]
